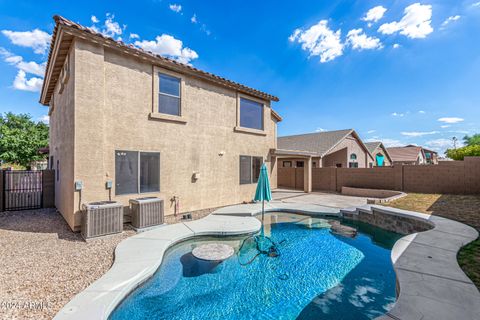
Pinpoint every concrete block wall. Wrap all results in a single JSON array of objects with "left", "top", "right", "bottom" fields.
[
  {"left": 336, "top": 167, "right": 402, "bottom": 192},
  {"left": 403, "top": 164, "right": 465, "bottom": 194},
  {"left": 277, "top": 157, "right": 480, "bottom": 194},
  {"left": 312, "top": 168, "right": 336, "bottom": 191},
  {"left": 465, "top": 157, "right": 480, "bottom": 194}
]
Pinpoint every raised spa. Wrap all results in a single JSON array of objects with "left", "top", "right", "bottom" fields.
[{"left": 109, "top": 212, "right": 402, "bottom": 320}]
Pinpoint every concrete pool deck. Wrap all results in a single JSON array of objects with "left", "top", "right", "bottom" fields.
[{"left": 54, "top": 200, "right": 480, "bottom": 320}]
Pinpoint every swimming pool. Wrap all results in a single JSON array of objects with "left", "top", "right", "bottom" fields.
[{"left": 109, "top": 212, "right": 402, "bottom": 320}]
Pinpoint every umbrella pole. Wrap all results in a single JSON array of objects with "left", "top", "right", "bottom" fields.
[{"left": 261, "top": 199, "right": 265, "bottom": 237}]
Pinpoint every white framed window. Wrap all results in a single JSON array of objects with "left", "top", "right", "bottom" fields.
[
  {"left": 240, "top": 155, "right": 263, "bottom": 184},
  {"left": 158, "top": 73, "right": 181, "bottom": 116}
]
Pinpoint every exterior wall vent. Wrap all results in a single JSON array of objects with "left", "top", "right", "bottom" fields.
[
  {"left": 129, "top": 197, "right": 164, "bottom": 230},
  {"left": 81, "top": 201, "right": 123, "bottom": 239}
]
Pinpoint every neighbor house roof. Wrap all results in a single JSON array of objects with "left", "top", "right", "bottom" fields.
[
  {"left": 387, "top": 146, "right": 424, "bottom": 162},
  {"left": 40, "top": 15, "right": 279, "bottom": 105},
  {"left": 364, "top": 141, "right": 382, "bottom": 154},
  {"left": 364, "top": 141, "right": 393, "bottom": 163},
  {"left": 277, "top": 129, "right": 372, "bottom": 158}
]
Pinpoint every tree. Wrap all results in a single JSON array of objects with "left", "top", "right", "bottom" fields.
[
  {"left": 445, "top": 145, "right": 480, "bottom": 160},
  {"left": 463, "top": 134, "right": 480, "bottom": 146},
  {"left": 0, "top": 113, "right": 49, "bottom": 168}
]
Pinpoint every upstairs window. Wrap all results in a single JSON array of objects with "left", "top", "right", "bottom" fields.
[
  {"left": 159, "top": 73, "right": 181, "bottom": 116},
  {"left": 240, "top": 98, "right": 263, "bottom": 130},
  {"left": 240, "top": 155, "right": 263, "bottom": 184}
]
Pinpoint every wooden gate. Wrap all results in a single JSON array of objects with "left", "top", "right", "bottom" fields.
[{"left": 2, "top": 170, "right": 43, "bottom": 211}]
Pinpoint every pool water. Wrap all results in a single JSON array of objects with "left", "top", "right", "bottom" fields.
[{"left": 110, "top": 213, "right": 402, "bottom": 320}]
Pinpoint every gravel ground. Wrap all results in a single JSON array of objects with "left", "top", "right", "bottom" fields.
[{"left": 0, "top": 209, "right": 135, "bottom": 320}]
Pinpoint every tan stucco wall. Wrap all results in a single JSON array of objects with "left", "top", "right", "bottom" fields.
[
  {"left": 322, "top": 134, "right": 369, "bottom": 168},
  {"left": 52, "top": 39, "right": 278, "bottom": 230},
  {"left": 49, "top": 46, "right": 76, "bottom": 228}
]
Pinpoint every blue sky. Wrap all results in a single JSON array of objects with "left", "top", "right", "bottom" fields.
[{"left": 0, "top": 0, "right": 479, "bottom": 154}]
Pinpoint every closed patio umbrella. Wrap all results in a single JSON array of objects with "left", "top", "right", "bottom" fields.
[{"left": 254, "top": 163, "right": 272, "bottom": 235}]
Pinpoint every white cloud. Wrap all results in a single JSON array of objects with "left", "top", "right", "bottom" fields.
[
  {"left": 169, "top": 4, "right": 182, "bottom": 13},
  {"left": 129, "top": 33, "right": 139, "bottom": 40},
  {"left": 134, "top": 34, "right": 198, "bottom": 64},
  {"left": 346, "top": 28, "right": 383, "bottom": 50},
  {"left": 363, "top": 6, "right": 387, "bottom": 23},
  {"left": 441, "top": 15, "right": 461, "bottom": 29},
  {"left": 191, "top": 14, "right": 198, "bottom": 24},
  {"left": 438, "top": 117, "right": 464, "bottom": 124},
  {"left": 425, "top": 138, "right": 457, "bottom": 150},
  {"left": 0, "top": 47, "right": 45, "bottom": 76},
  {"left": 393, "top": 43, "right": 400, "bottom": 49},
  {"left": 39, "top": 115, "right": 49, "bottom": 124},
  {"left": 90, "top": 13, "right": 124, "bottom": 38},
  {"left": 367, "top": 130, "right": 376, "bottom": 134},
  {"left": 289, "top": 20, "right": 344, "bottom": 63},
  {"left": 12, "top": 70, "right": 43, "bottom": 92},
  {"left": 1, "top": 29, "right": 51, "bottom": 54},
  {"left": 472, "top": 1, "right": 480, "bottom": 8},
  {"left": 104, "top": 13, "right": 123, "bottom": 37},
  {"left": 401, "top": 131, "right": 439, "bottom": 137},
  {"left": 441, "top": 125, "right": 451, "bottom": 128},
  {"left": 366, "top": 138, "right": 403, "bottom": 147},
  {"left": 378, "top": 3, "right": 433, "bottom": 39},
  {"left": 391, "top": 112, "right": 404, "bottom": 117},
  {"left": 315, "top": 127, "right": 327, "bottom": 132},
  {"left": 418, "top": 110, "right": 426, "bottom": 114}
]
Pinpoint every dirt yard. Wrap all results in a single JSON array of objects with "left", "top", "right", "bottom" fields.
[
  {"left": 385, "top": 193, "right": 480, "bottom": 289},
  {"left": 0, "top": 209, "right": 134, "bottom": 319}
]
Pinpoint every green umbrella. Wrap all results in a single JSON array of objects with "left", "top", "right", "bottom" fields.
[{"left": 254, "top": 163, "right": 272, "bottom": 235}]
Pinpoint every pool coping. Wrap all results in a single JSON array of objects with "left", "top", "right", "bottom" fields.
[{"left": 53, "top": 202, "right": 480, "bottom": 320}]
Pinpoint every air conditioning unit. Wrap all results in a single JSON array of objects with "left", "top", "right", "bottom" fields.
[
  {"left": 81, "top": 201, "right": 123, "bottom": 239},
  {"left": 129, "top": 197, "right": 164, "bottom": 230}
]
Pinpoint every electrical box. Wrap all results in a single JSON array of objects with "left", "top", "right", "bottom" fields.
[
  {"left": 74, "top": 180, "right": 83, "bottom": 191},
  {"left": 105, "top": 180, "right": 113, "bottom": 189},
  {"left": 193, "top": 172, "right": 200, "bottom": 180}
]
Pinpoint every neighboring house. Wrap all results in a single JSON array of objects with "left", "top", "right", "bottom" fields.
[
  {"left": 40, "top": 16, "right": 281, "bottom": 231},
  {"left": 419, "top": 147, "right": 438, "bottom": 165},
  {"left": 277, "top": 129, "right": 374, "bottom": 168},
  {"left": 364, "top": 141, "right": 392, "bottom": 167},
  {"left": 387, "top": 146, "right": 427, "bottom": 165}
]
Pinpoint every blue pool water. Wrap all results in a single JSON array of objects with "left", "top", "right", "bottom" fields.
[{"left": 110, "top": 213, "right": 401, "bottom": 320}]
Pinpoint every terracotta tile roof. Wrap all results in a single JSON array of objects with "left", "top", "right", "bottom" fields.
[
  {"left": 40, "top": 15, "right": 279, "bottom": 105},
  {"left": 387, "top": 146, "right": 423, "bottom": 162}
]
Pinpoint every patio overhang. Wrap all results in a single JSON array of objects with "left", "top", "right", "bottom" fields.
[
  {"left": 273, "top": 149, "right": 315, "bottom": 193},
  {"left": 273, "top": 148, "right": 319, "bottom": 158}
]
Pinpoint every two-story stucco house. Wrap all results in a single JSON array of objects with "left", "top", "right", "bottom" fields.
[{"left": 40, "top": 16, "right": 281, "bottom": 231}]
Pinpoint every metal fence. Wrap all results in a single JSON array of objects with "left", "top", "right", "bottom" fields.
[{"left": 2, "top": 170, "right": 43, "bottom": 211}]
